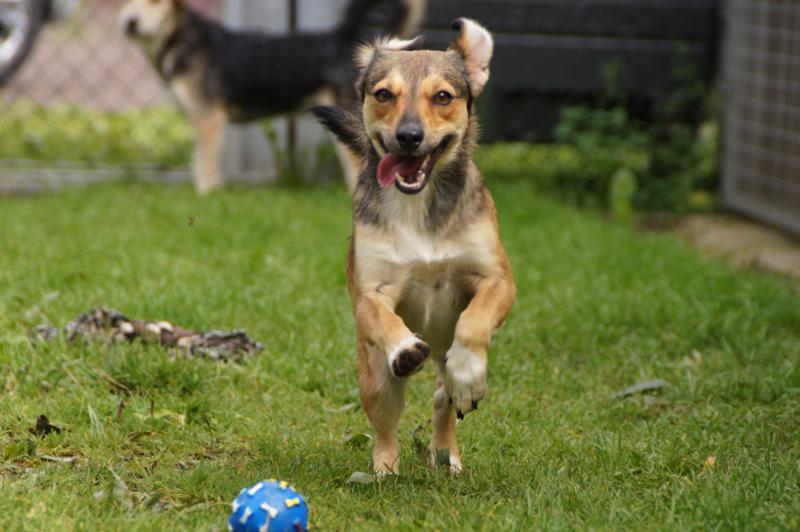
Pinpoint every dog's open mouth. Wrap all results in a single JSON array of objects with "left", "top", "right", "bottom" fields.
[{"left": 376, "top": 138, "right": 451, "bottom": 194}]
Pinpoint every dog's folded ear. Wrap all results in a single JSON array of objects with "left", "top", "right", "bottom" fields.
[
  {"left": 355, "top": 35, "right": 425, "bottom": 71},
  {"left": 449, "top": 18, "right": 494, "bottom": 97},
  {"left": 310, "top": 106, "right": 368, "bottom": 155}
]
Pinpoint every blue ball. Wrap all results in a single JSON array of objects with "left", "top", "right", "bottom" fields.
[{"left": 228, "top": 480, "right": 308, "bottom": 532}]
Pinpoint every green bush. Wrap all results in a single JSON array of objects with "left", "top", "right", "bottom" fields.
[
  {"left": 477, "top": 142, "right": 648, "bottom": 209},
  {"left": 0, "top": 102, "right": 192, "bottom": 168},
  {"left": 550, "top": 61, "right": 719, "bottom": 214}
]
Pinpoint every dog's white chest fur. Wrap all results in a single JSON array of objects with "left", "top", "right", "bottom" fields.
[
  {"left": 394, "top": 256, "right": 469, "bottom": 353},
  {"left": 357, "top": 194, "right": 496, "bottom": 354}
]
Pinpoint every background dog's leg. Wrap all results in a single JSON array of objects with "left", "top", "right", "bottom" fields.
[
  {"left": 333, "top": 140, "right": 361, "bottom": 193},
  {"left": 357, "top": 340, "right": 406, "bottom": 475},
  {"left": 311, "top": 87, "right": 361, "bottom": 193},
  {"left": 430, "top": 362, "right": 462, "bottom": 474},
  {"left": 191, "top": 108, "right": 226, "bottom": 195}
]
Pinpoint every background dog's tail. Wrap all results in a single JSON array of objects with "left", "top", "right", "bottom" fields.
[{"left": 337, "top": 0, "right": 427, "bottom": 41}]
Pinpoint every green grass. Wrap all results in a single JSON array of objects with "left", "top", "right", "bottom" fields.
[{"left": 0, "top": 179, "right": 798, "bottom": 530}]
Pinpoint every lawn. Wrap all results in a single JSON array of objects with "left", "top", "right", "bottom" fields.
[{"left": 0, "top": 178, "right": 798, "bottom": 530}]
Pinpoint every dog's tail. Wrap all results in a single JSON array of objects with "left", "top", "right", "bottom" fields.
[{"left": 337, "top": 0, "right": 427, "bottom": 41}]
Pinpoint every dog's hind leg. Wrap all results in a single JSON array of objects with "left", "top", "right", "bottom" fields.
[
  {"left": 191, "top": 107, "right": 226, "bottom": 195},
  {"left": 357, "top": 339, "right": 406, "bottom": 476},
  {"left": 430, "top": 361, "right": 462, "bottom": 474}
]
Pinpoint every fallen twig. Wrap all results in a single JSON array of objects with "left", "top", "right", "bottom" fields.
[
  {"left": 37, "top": 454, "right": 79, "bottom": 464},
  {"left": 615, "top": 379, "right": 670, "bottom": 399},
  {"left": 96, "top": 367, "right": 132, "bottom": 395}
]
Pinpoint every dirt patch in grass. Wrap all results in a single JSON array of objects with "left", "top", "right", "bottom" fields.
[{"left": 677, "top": 214, "right": 800, "bottom": 284}]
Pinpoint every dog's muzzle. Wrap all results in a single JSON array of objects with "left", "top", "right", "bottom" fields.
[{"left": 376, "top": 136, "right": 453, "bottom": 195}]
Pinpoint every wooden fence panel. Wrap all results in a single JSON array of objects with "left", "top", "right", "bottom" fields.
[
  {"left": 368, "top": 0, "right": 721, "bottom": 140},
  {"left": 418, "top": 0, "right": 718, "bottom": 40}
]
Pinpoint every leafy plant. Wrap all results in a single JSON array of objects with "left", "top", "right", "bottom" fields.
[
  {"left": 0, "top": 102, "right": 193, "bottom": 168},
  {"left": 552, "top": 59, "right": 719, "bottom": 214},
  {"left": 609, "top": 167, "right": 638, "bottom": 223}
]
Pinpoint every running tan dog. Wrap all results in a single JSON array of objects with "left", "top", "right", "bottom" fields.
[{"left": 313, "top": 19, "right": 515, "bottom": 475}]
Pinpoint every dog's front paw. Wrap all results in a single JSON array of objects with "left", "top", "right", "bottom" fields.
[
  {"left": 388, "top": 336, "right": 430, "bottom": 378},
  {"left": 445, "top": 341, "right": 487, "bottom": 418}
]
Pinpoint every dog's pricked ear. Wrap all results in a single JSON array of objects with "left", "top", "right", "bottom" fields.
[
  {"left": 449, "top": 18, "right": 493, "bottom": 97},
  {"left": 311, "top": 106, "right": 368, "bottom": 155},
  {"left": 355, "top": 35, "right": 425, "bottom": 71},
  {"left": 354, "top": 42, "right": 377, "bottom": 71}
]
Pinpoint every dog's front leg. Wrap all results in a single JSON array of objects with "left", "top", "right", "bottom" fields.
[
  {"left": 445, "top": 273, "right": 516, "bottom": 419},
  {"left": 355, "top": 292, "right": 430, "bottom": 475},
  {"left": 356, "top": 292, "right": 430, "bottom": 379}
]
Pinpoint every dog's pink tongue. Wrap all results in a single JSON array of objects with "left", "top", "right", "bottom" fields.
[{"left": 377, "top": 154, "right": 422, "bottom": 189}]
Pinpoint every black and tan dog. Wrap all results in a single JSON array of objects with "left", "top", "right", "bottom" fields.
[
  {"left": 119, "top": 0, "right": 426, "bottom": 194},
  {"left": 313, "top": 19, "right": 515, "bottom": 475}
]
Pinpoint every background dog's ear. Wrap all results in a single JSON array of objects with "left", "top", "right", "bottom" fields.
[
  {"left": 310, "top": 106, "right": 368, "bottom": 155},
  {"left": 448, "top": 18, "right": 493, "bottom": 97}
]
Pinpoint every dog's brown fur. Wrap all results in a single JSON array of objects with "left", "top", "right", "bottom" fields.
[{"left": 313, "top": 19, "right": 515, "bottom": 475}]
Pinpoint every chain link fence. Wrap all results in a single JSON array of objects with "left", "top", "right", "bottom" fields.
[
  {"left": 0, "top": 0, "right": 221, "bottom": 192},
  {"left": 722, "top": 0, "right": 800, "bottom": 235}
]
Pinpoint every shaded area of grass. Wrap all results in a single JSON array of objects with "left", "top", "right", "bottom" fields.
[{"left": 0, "top": 182, "right": 798, "bottom": 530}]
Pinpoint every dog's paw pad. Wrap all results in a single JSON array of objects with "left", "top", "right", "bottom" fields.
[{"left": 391, "top": 341, "right": 430, "bottom": 377}]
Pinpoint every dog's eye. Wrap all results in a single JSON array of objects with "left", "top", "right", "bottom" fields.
[
  {"left": 373, "top": 89, "right": 393, "bottom": 103},
  {"left": 433, "top": 91, "right": 453, "bottom": 106}
]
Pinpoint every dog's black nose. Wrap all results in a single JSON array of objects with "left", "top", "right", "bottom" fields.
[
  {"left": 126, "top": 18, "right": 139, "bottom": 36},
  {"left": 396, "top": 124, "right": 424, "bottom": 151}
]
